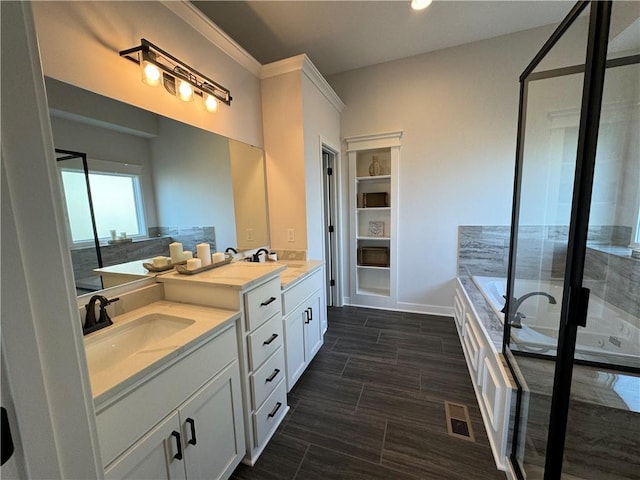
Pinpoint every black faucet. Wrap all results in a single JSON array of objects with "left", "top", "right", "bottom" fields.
[
  {"left": 501, "top": 291, "right": 557, "bottom": 329},
  {"left": 83, "top": 295, "right": 119, "bottom": 335},
  {"left": 252, "top": 248, "right": 270, "bottom": 262},
  {"left": 225, "top": 247, "right": 238, "bottom": 254}
]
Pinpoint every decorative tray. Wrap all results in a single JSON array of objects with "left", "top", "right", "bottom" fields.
[
  {"left": 175, "top": 256, "right": 233, "bottom": 275},
  {"left": 142, "top": 260, "right": 186, "bottom": 273}
]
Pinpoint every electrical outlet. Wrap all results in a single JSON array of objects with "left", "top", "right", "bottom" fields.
[
  {"left": 287, "top": 228, "right": 295, "bottom": 242},
  {"left": 246, "top": 228, "right": 253, "bottom": 241}
]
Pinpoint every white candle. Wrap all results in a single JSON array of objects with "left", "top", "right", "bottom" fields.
[
  {"left": 196, "top": 243, "right": 211, "bottom": 266},
  {"left": 152, "top": 256, "right": 168, "bottom": 268},
  {"left": 186, "top": 258, "right": 201, "bottom": 271},
  {"left": 212, "top": 252, "right": 225, "bottom": 263},
  {"left": 169, "top": 242, "right": 183, "bottom": 264},
  {"left": 183, "top": 251, "right": 193, "bottom": 260},
  {"left": 110, "top": 229, "right": 117, "bottom": 240}
]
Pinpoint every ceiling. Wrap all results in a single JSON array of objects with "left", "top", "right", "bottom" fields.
[{"left": 191, "top": 1, "right": 575, "bottom": 76}]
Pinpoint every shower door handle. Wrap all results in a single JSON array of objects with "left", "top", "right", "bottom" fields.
[{"left": 567, "top": 286, "right": 589, "bottom": 328}]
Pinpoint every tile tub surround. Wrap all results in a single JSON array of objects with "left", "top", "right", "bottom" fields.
[
  {"left": 231, "top": 306, "right": 505, "bottom": 480},
  {"left": 148, "top": 225, "right": 216, "bottom": 253},
  {"left": 458, "top": 225, "right": 639, "bottom": 320}
]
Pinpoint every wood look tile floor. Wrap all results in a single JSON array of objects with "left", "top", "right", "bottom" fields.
[{"left": 231, "top": 306, "right": 506, "bottom": 480}]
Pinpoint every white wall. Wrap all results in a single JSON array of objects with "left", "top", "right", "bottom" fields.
[
  {"left": 150, "top": 117, "right": 237, "bottom": 249},
  {"left": 302, "top": 73, "right": 343, "bottom": 259},
  {"left": 328, "top": 25, "right": 558, "bottom": 313},
  {"left": 32, "top": 1, "right": 263, "bottom": 148}
]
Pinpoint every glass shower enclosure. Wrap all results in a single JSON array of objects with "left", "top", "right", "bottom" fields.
[{"left": 503, "top": 1, "right": 639, "bottom": 479}]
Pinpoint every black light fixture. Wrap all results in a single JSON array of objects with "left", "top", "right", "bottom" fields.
[{"left": 119, "top": 38, "right": 232, "bottom": 112}]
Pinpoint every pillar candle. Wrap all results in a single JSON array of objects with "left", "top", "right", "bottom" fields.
[
  {"left": 196, "top": 243, "right": 212, "bottom": 266},
  {"left": 183, "top": 251, "right": 193, "bottom": 260},
  {"left": 169, "top": 242, "right": 183, "bottom": 264},
  {"left": 152, "top": 256, "right": 168, "bottom": 268},
  {"left": 186, "top": 258, "right": 202, "bottom": 271}
]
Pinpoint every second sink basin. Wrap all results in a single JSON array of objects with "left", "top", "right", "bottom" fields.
[{"left": 85, "top": 314, "right": 195, "bottom": 375}]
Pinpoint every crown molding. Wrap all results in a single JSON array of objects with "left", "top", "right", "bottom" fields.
[
  {"left": 261, "top": 54, "right": 345, "bottom": 113},
  {"left": 162, "top": 1, "right": 262, "bottom": 77},
  {"left": 345, "top": 131, "right": 403, "bottom": 151}
]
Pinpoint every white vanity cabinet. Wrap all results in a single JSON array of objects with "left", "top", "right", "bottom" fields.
[
  {"left": 282, "top": 268, "right": 325, "bottom": 390},
  {"left": 158, "top": 264, "right": 289, "bottom": 466},
  {"left": 98, "top": 322, "right": 245, "bottom": 480}
]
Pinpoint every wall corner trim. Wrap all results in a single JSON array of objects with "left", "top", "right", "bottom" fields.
[
  {"left": 161, "top": 0, "right": 262, "bottom": 77},
  {"left": 261, "top": 54, "right": 345, "bottom": 113}
]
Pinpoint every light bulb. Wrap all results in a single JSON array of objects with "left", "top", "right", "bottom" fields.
[
  {"left": 411, "top": 0, "right": 432, "bottom": 10},
  {"left": 203, "top": 93, "right": 218, "bottom": 112},
  {"left": 141, "top": 61, "right": 161, "bottom": 87},
  {"left": 177, "top": 80, "right": 194, "bottom": 102}
]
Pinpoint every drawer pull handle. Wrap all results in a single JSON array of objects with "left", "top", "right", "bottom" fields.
[
  {"left": 263, "top": 333, "right": 279, "bottom": 345},
  {"left": 304, "top": 308, "right": 312, "bottom": 324},
  {"left": 266, "top": 368, "right": 280, "bottom": 383},
  {"left": 171, "top": 431, "right": 183, "bottom": 460},
  {"left": 268, "top": 401, "right": 282, "bottom": 418},
  {"left": 261, "top": 296, "right": 277, "bottom": 307},
  {"left": 186, "top": 417, "right": 197, "bottom": 446},
  {"left": 308, "top": 306, "right": 313, "bottom": 321}
]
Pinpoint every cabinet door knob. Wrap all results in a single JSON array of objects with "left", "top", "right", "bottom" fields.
[
  {"left": 260, "top": 296, "right": 277, "bottom": 307},
  {"left": 263, "top": 333, "right": 278, "bottom": 345},
  {"left": 171, "top": 431, "right": 183, "bottom": 460},
  {"left": 186, "top": 417, "right": 197, "bottom": 446},
  {"left": 266, "top": 368, "right": 280, "bottom": 383},
  {"left": 268, "top": 401, "right": 282, "bottom": 418}
]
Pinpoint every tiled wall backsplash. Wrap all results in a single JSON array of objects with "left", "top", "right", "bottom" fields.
[
  {"left": 148, "top": 226, "right": 216, "bottom": 254},
  {"left": 71, "top": 226, "right": 216, "bottom": 284},
  {"left": 458, "top": 225, "right": 639, "bottom": 318}
]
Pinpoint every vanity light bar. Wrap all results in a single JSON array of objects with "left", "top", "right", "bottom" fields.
[{"left": 119, "top": 38, "right": 232, "bottom": 108}]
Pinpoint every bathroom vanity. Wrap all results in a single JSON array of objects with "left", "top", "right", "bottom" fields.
[
  {"left": 156, "top": 262, "right": 290, "bottom": 466},
  {"left": 85, "top": 289, "right": 245, "bottom": 480},
  {"left": 279, "top": 261, "right": 326, "bottom": 390}
]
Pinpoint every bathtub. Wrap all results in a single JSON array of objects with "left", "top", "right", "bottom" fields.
[{"left": 472, "top": 276, "right": 640, "bottom": 369}]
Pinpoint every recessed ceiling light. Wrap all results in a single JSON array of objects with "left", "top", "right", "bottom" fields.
[{"left": 411, "top": 0, "right": 432, "bottom": 11}]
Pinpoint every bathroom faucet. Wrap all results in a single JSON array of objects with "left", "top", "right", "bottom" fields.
[
  {"left": 225, "top": 247, "right": 238, "bottom": 254},
  {"left": 252, "top": 248, "right": 270, "bottom": 262},
  {"left": 83, "top": 295, "right": 119, "bottom": 335},
  {"left": 501, "top": 291, "right": 557, "bottom": 329}
]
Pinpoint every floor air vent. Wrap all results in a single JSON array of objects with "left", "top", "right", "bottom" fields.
[{"left": 444, "top": 401, "right": 475, "bottom": 442}]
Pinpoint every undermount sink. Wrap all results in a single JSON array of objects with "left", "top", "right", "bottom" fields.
[{"left": 85, "top": 313, "right": 195, "bottom": 375}]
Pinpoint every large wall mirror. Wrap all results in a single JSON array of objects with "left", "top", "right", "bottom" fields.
[{"left": 46, "top": 78, "right": 269, "bottom": 295}]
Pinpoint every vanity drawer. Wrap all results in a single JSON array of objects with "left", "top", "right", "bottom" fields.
[
  {"left": 253, "top": 379, "right": 287, "bottom": 447},
  {"left": 245, "top": 277, "right": 282, "bottom": 331},
  {"left": 247, "top": 312, "right": 283, "bottom": 370},
  {"left": 282, "top": 269, "right": 322, "bottom": 315},
  {"left": 250, "top": 347, "right": 285, "bottom": 409}
]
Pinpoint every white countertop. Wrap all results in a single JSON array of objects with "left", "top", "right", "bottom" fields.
[
  {"left": 156, "top": 261, "right": 287, "bottom": 290},
  {"left": 277, "top": 260, "right": 324, "bottom": 289},
  {"left": 93, "top": 258, "right": 157, "bottom": 277},
  {"left": 85, "top": 300, "right": 239, "bottom": 404}
]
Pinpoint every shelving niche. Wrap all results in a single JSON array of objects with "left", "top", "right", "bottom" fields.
[{"left": 346, "top": 131, "right": 401, "bottom": 308}]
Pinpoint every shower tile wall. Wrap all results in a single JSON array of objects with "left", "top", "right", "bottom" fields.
[
  {"left": 458, "top": 225, "right": 638, "bottom": 319},
  {"left": 148, "top": 226, "right": 216, "bottom": 253}
]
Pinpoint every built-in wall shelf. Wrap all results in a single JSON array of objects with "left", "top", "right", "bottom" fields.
[{"left": 346, "top": 131, "right": 402, "bottom": 309}]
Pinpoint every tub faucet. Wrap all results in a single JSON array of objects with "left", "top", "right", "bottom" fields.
[
  {"left": 83, "top": 295, "right": 119, "bottom": 335},
  {"left": 252, "top": 248, "right": 270, "bottom": 262},
  {"left": 225, "top": 247, "right": 238, "bottom": 254},
  {"left": 501, "top": 291, "right": 557, "bottom": 329}
]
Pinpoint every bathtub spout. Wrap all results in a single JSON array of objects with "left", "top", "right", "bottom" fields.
[{"left": 501, "top": 291, "right": 557, "bottom": 328}]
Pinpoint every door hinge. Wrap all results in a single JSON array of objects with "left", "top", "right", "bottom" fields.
[
  {"left": 327, "top": 167, "right": 333, "bottom": 175},
  {"left": 328, "top": 225, "right": 334, "bottom": 233}
]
